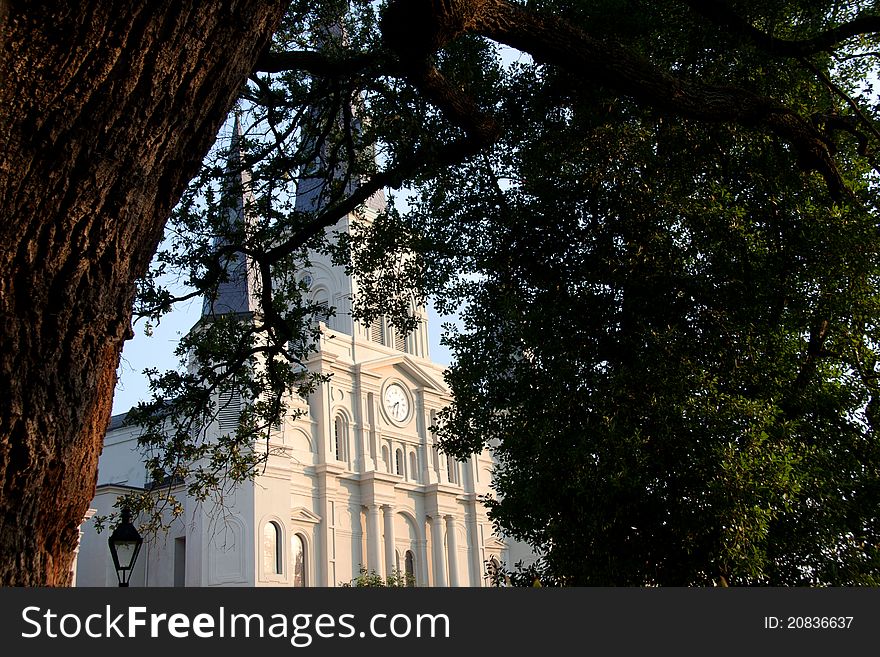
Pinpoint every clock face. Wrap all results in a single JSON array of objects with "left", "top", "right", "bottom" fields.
[{"left": 383, "top": 383, "right": 410, "bottom": 422}]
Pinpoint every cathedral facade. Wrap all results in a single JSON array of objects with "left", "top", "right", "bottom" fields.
[{"left": 74, "top": 121, "right": 516, "bottom": 588}]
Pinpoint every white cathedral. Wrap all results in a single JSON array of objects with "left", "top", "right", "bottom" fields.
[{"left": 74, "top": 118, "right": 522, "bottom": 587}]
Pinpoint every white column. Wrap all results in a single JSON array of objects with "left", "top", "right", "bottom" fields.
[
  {"left": 431, "top": 515, "right": 447, "bottom": 587},
  {"left": 71, "top": 509, "right": 96, "bottom": 586},
  {"left": 367, "top": 393, "right": 379, "bottom": 471},
  {"left": 314, "top": 382, "right": 330, "bottom": 464},
  {"left": 467, "top": 501, "right": 482, "bottom": 586},
  {"left": 418, "top": 538, "right": 430, "bottom": 586},
  {"left": 358, "top": 393, "right": 375, "bottom": 471},
  {"left": 418, "top": 516, "right": 430, "bottom": 586},
  {"left": 383, "top": 505, "right": 396, "bottom": 578},
  {"left": 367, "top": 505, "right": 382, "bottom": 574},
  {"left": 445, "top": 515, "right": 459, "bottom": 587},
  {"left": 425, "top": 412, "right": 439, "bottom": 484},
  {"left": 318, "top": 494, "right": 333, "bottom": 586}
]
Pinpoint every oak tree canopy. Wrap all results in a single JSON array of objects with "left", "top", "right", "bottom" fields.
[{"left": 5, "top": 0, "right": 880, "bottom": 585}]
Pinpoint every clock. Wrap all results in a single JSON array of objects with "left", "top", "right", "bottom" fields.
[{"left": 383, "top": 383, "right": 410, "bottom": 423}]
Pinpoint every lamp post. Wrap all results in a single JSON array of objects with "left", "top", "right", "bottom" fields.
[{"left": 108, "top": 507, "right": 143, "bottom": 587}]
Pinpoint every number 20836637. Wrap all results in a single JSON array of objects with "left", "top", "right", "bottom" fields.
[{"left": 764, "top": 616, "right": 853, "bottom": 629}]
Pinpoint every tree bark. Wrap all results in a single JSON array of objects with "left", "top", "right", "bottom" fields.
[{"left": 0, "top": 1, "right": 286, "bottom": 585}]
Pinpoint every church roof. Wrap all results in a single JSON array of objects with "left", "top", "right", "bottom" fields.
[{"left": 107, "top": 411, "right": 129, "bottom": 431}]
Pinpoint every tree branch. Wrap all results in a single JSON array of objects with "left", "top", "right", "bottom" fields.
[
  {"left": 255, "top": 49, "right": 380, "bottom": 75},
  {"left": 683, "top": 0, "right": 880, "bottom": 57},
  {"left": 380, "top": 0, "right": 849, "bottom": 198},
  {"left": 265, "top": 129, "right": 498, "bottom": 266},
  {"left": 800, "top": 56, "right": 880, "bottom": 150}
]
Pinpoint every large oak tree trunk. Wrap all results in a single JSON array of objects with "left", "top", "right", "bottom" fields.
[{"left": 0, "top": 1, "right": 286, "bottom": 585}]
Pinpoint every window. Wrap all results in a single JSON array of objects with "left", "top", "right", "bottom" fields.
[
  {"left": 262, "top": 522, "right": 282, "bottom": 575},
  {"left": 370, "top": 318, "right": 384, "bottom": 344},
  {"left": 292, "top": 534, "right": 306, "bottom": 587},
  {"left": 409, "top": 452, "right": 418, "bottom": 482},
  {"left": 446, "top": 455, "right": 459, "bottom": 485},
  {"left": 334, "top": 415, "right": 347, "bottom": 462},
  {"left": 405, "top": 550, "right": 415, "bottom": 586},
  {"left": 217, "top": 387, "right": 241, "bottom": 433},
  {"left": 395, "top": 448, "right": 404, "bottom": 476},
  {"left": 313, "top": 291, "right": 332, "bottom": 325},
  {"left": 394, "top": 330, "right": 406, "bottom": 352},
  {"left": 173, "top": 537, "right": 186, "bottom": 587},
  {"left": 382, "top": 445, "right": 390, "bottom": 473}
]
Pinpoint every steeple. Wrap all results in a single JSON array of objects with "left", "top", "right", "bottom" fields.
[
  {"left": 202, "top": 113, "right": 260, "bottom": 317},
  {"left": 292, "top": 115, "right": 386, "bottom": 215},
  {"left": 294, "top": 15, "right": 385, "bottom": 216},
  {"left": 287, "top": 24, "right": 431, "bottom": 358}
]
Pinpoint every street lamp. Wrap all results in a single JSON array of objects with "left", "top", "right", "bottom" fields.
[{"left": 108, "top": 507, "right": 142, "bottom": 587}]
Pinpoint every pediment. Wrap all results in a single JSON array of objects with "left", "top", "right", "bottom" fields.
[
  {"left": 484, "top": 536, "right": 508, "bottom": 552},
  {"left": 291, "top": 507, "right": 322, "bottom": 524},
  {"left": 356, "top": 354, "right": 447, "bottom": 392}
]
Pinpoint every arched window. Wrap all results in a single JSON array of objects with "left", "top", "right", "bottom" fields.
[
  {"left": 395, "top": 448, "right": 404, "bottom": 476},
  {"left": 334, "top": 414, "right": 347, "bottom": 462},
  {"left": 292, "top": 533, "right": 307, "bottom": 587},
  {"left": 405, "top": 550, "right": 415, "bottom": 586},
  {"left": 381, "top": 445, "right": 390, "bottom": 473},
  {"left": 312, "top": 288, "right": 332, "bottom": 327},
  {"left": 409, "top": 452, "right": 418, "bottom": 482},
  {"left": 262, "top": 522, "right": 282, "bottom": 575}
]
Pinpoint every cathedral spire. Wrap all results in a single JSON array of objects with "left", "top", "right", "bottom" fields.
[
  {"left": 293, "top": 16, "right": 385, "bottom": 215},
  {"left": 202, "top": 113, "right": 260, "bottom": 317},
  {"left": 292, "top": 108, "right": 386, "bottom": 215}
]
